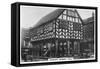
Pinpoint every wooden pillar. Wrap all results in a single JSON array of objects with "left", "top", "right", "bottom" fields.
[
  {"left": 55, "top": 39, "right": 58, "bottom": 57},
  {"left": 78, "top": 42, "right": 80, "bottom": 55},
  {"left": 68, "top": 41, "right": 70, "bottom": 56}
]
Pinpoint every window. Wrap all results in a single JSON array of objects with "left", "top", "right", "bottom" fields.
[
  {"left": 68, "top": 16, "right": 70, "bottom": 21},
  {"left": 72, "top": 18, "right": 75, "bottom": 22},
  {"left": 75, "top": 18, "right": 78, "bottom": 22},
  {"left": 63, "top": 15, "right": 66, "bottom": 20},
  {"left": 66, "top": 30, "right": 68, "bottom": 32},
  {"left": 70, "top": 17, "right": 73, "bottom": 21},
  {"left": 79, "top": 34, "right": 80, "bottom": 36}
]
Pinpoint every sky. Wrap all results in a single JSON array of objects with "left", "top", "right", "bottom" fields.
[{"left": 20, "top": 5, "right": 95, "bottom": 28}]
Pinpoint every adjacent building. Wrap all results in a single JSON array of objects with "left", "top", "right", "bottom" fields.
[{"left": 80, "top": 13, "right": 95, "bottom": 58}]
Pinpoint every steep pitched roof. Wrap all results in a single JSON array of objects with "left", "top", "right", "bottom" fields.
[
  {"left": 75, "top": 9, "right": 84, "bottom": 24},
  {"left": 30, "top": 9, "right": 83, "bottom": 30},
  {"left": 34, "top": 9, "right": 65, "bottom": 28}
]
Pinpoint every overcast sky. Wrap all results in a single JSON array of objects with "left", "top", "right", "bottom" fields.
[{"left": 20, "top": 6, "right": 95, "bottom": 28}]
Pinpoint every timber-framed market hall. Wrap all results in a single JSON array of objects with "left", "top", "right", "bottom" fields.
[{"left": 21, "top": 9, "right": 94, "bottom": 62}]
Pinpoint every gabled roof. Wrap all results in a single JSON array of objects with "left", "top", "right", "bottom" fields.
[
  {"left": 30, "top": 8, "right": 84, "bottom": 30},
  {"left": 75, "top": 9, "right": 84, "bottom": 24},
  {"left": 34, "top": 9, "right": 65, "bottom": 28}
]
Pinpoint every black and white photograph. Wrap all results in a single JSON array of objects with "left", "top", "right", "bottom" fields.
[
  {"left": 20, "top": 4, "right": 97, "bottom": 64},
  {"left": 20, "top": 5, "right": 95, "bottom": 63}
]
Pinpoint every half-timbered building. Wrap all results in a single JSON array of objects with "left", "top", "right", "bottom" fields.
[{"left": 24, "top": 9, "right": 84, "bottom": 59}]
